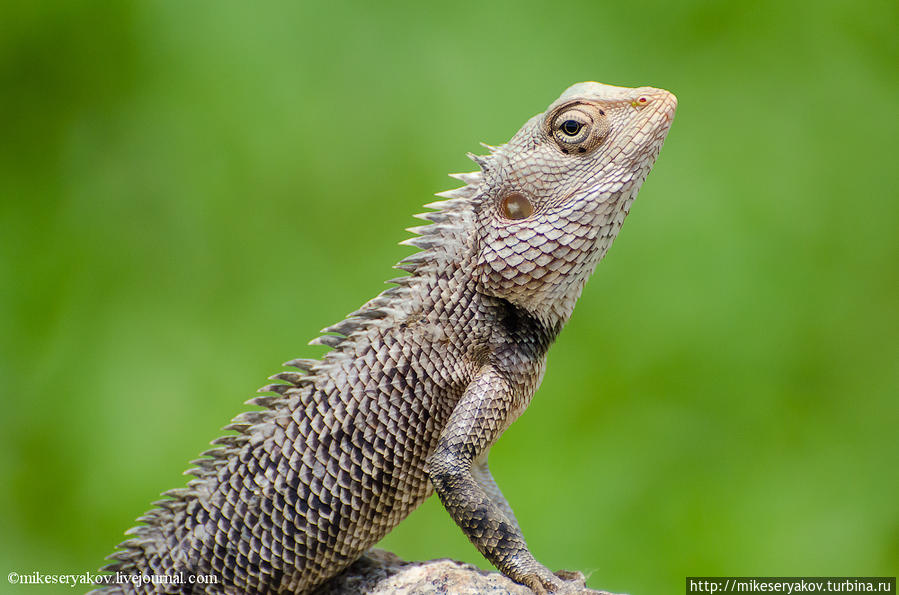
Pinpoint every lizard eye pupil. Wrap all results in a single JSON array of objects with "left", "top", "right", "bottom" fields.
[{"left": 561, "top": 120, "right": 582, "bottom": 136}]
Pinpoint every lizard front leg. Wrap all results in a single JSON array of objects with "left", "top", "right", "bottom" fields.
[{"left": 426, "top": 366, "right": 586, "bottom": 594}]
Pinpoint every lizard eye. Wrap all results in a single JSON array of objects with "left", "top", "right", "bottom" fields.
[
  {"left": 552, "top": 110, "right": 591, "bottom": 146},
  {"left": 550, "top": 104, "right": 609, "bottom": 154}
]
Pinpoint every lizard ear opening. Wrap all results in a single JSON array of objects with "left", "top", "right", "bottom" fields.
[{"left": 499, "top": 191, "right": 534, "bottom": 220}]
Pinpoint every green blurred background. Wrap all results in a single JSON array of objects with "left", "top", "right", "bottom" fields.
[{"left": 1, "top": 0, "right": 896, "bottom": 593}]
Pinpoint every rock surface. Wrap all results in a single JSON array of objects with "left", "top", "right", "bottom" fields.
[{"left": 313, "top": 549, "right": 622, "bottom": 595}]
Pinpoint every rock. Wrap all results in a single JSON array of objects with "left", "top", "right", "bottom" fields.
[{"left": 313, "top": 549, "right": 623, "bottom": 595}]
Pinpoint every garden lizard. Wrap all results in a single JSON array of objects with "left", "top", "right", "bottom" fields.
[{"left": 99, "top": 81, "right": 677, "bottom": 594}]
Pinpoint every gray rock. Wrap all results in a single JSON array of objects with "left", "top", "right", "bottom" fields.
[{"left": 313, "top": 550, "right": 623, "bottom": 595}]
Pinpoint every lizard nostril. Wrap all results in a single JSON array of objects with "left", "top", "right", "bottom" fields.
[
  {"left": 632, "top": 96, "right": 650, "bottom": 108},
  {"left": 500, "top": 192, "right": 534, "bottom": 220}
]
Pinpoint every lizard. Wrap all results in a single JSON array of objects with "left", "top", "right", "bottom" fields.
[{"left": 97, "top": 81, "right": 676, "bottom": 594}]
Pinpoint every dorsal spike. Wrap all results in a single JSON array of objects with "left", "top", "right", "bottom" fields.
[
  {"left": 423, "top": 197, "right": 469, "bottom": 210},
  {"left": 269, "top": 371, "right": 305, "bottom": 384},
  {"left": 320, "top": 319, "right": 363, "bottom": 336},
  {"left": 258, "top": 383, "right": 291, "bottom": 395},
  {"left": 309, "top": 335, "right": 344, "bottom": 348},
  {"left": 447, "top": 170, "right": 482, "bottom": 183},
  {"left": 283, "top": 358, "right": 319, "bottom": 372},
  {"left": 467, "top": 152, "right": 490, "bottom": 171}
]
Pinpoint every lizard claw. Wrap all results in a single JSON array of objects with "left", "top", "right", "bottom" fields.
[
  {"left": 527, "top": 569, "right": 625, "bottom": 595},
  {"left": 554, "top": 569, "right": 587, "bottom": 583},
  {"left": 522, "top": 568, "right": 584, "bottom": 594}
]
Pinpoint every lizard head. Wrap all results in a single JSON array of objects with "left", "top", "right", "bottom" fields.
[{"left": 471, "top": 81, "right": 677, "bottom": 326}]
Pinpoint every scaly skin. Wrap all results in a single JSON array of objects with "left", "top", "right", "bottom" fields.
[{"left": 98, "top": 81, "right": 676, "bottom": 594}]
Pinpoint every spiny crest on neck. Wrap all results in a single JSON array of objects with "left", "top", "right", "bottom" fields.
[{"left": 306, "top": 163, "right": 486, "bottom": 355}]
